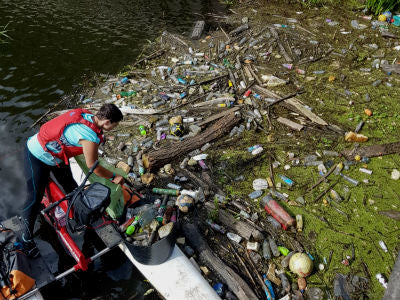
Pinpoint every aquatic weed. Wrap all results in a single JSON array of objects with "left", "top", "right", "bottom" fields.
[{"left": 366, "top": 0, "right": 400, "bottom": 15}]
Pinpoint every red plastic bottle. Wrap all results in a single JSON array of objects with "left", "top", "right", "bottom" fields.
[{"left": 261, "top": 194, "right": 295, "bottom": 230}]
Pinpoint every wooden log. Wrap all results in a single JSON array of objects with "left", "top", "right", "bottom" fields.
[
  {"left": 342, "top": 141, "right": 400, "bottom": 160},
  {"left": 276, "top": 117, "right": 304, "bottom": 131},
  {"left": 197, "top": 106, "right": 240, "bottom": 127},
  {"left": 142, "top": 113, "right": 240, "bottom": 170},
  {"left": 191, "top": 21, "right": 205, "bottom": 40},
  {"left": 182, "top": 223, "right": 259, "bottom": 300},
  {"left": 204, "top": 202, "right": 264, "bottom": 240}
]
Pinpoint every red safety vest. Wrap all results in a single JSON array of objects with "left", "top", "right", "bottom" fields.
[{"left": 37, "top": 108, "right": 104, "bottom": 165}]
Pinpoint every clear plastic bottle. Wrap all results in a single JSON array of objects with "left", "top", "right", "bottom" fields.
[
  {"left": 263, "top": 239, "right": 272, "bottom": 259},
  {"left": 268, "top": 237, "right": 280, "bottom": 257},
  {"left": 227, "top": 232, "right": 242, "bottom": 243},
  {"left": 138, "top": 207, "right": 157, "bottom": 228}
]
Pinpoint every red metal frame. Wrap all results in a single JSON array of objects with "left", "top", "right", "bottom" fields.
[{"left": 41, "top": 180, "right": 90, "bottom": 271}]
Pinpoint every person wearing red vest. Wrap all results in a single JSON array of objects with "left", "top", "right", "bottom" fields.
[{"left": 21, "top": 104, "right": 124, "bottom": 257}]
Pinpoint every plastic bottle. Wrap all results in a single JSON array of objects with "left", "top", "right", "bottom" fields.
[
  {"left": 322, "top": 150, "right": 339, "bottom": 157},
  {"left": 180, "top": 157, "right": 189, "bottom": 168},
  {"left": 278, "top": 246, "right": 290, "bottom": 256},
  {"left": 138, "top": 208, "right": 157, "bottom": 228},
  {"left": 167, "top": 183, "right": 181, "bottom": 190},
  {"left": 304, "top": 155, "right": 317, "bottom": 164},
  {"left": 376, "top": 273, "right": 388, "bottom": 288},
  {"left": 227, "top": 232, "right": 242, "bottom": 243},
  {"left": 229, "top": 126, "right": 239, "bottom": 137},
  {"left": 262, "top": 195, "right": 294, "bottom": 230},
  {"left": 240, "top": 210, "right": 250, "bottom": 219},
  {"left": 262, "top": 274, "right": 276, "bottom": 300},
  {"left": 248, "top": 190, "right": 263, "bottom": 199},
  {"left": 318, "top": 164, "right": 327, "bottom": 176},
  {"left": 248, "top": 145, "right": 261, "bottom": 152},
  {"left": 156, "top": 195, "right": 169, "bottom": 223},
  {"left": 330, "top": 189, "right": 343, "bottom": 202},
  {"left": 119, "top": 77, "right": 129, "bottom": 85},
  {"left": 201, "top": 143, "right": 211, "bottom": 152},
  {"left": 279, "top": 175, "right": 294, "bottom": 187},
  {"left": 125, "top": 216, "right": 139, "bottom": 235},
  {"left": 263, "top": 239, "right": 272, "bottom": 259},
  {"left": 267, "top": 216, "right": 281, "bottom": 229},
  {"left": 138, "top": 125, "right": 146, "bottom": 136},
  {"left": 54, "top": 206, "right": 66, "bottom": 227},
  {"left": 152, "top": 188, "right": 179, "bottom": 196},
  {"left": 120, "top": 91, "right": 136, "bottom": 97},
  {"left": 206, "top": 220, "right": 226, "bottom": 234},
  {"left": 334, "top": 163, "right": 343, "bottom": 175},
  {"left": 127, "top": 156, "right": 134, "bottom": 167},
  {"left": 379, "top": 240, "right": 388, "bottom": 252},
  {"left": 170, "top": 209, "right": 177, "bottom": 223},
  {"left": 277, "top": 271, "right": 291, "bottom": 294},
  {"left": 213, "top": 283, "right": 224, "bottom": 296},
  {"left": 340, "top": 173, "right": 359, "bottom": 186},
  {"left": 270, "top": 190, "right": 288, "bottom": 202},
  {"left": 296, "top": 215, "right": 303, "bottom": 232},
  {"left": 268, "top": 237, "right": 280, "bottom": 257}
]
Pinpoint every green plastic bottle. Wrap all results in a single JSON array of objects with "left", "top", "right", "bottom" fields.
[
  {"left": 120, "top": 91, "right": 136, "bottom": 97},
  {"left": 139, "top": 125, "right": 146, "bottom": 136},
  {"left": 152, "top": 188, "right": 179, "bottom": 196},
  {"left": 126, "top": 216, "right": 139, "bottom": 235}
]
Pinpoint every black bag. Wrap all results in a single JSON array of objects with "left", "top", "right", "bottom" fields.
[
  {"left": 67, "top": 182, "right": 111, "bottom": 232},
  {"left": 0, "top": 227, "right": 35, "bottom": 298}
]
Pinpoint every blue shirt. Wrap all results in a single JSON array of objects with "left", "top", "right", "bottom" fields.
[{"left": 27, "top": 113, "right": 100, "bottom": 166}]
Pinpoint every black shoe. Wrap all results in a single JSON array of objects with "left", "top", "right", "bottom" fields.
[{"left": 22, "top": 235, "right": 40, "bottom": 258}]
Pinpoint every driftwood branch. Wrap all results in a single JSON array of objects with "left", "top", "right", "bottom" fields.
[
  {"left": 143, "top": 113, "right": 240, "bottom": 170},
  {"left": 342, "top": 142, "right": 400, "bottom": 160},
  {"left": 253, "top": 85, "right": 328, "bottom": 126},
  {"left": 182, "top": 223, "right": 259, "bottom": 300},
  {"left": 306, "top": 163, "right": 337, "bottom": 192},
  {"left": 132, "top": 49, "right": 165, "bottom": 67}
]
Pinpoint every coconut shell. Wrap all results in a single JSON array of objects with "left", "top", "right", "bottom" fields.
[{"left": 289, "top": 253, "right": 313, "bottom": 277}]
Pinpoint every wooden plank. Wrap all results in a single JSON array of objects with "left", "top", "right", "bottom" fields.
[
  {"left": 191, "top": 21, "right": 205, "bottom": 40},
  {"left": 198, "top": 106, "right": 240, "bottom": 127},
  {"left": 276, "top": 117, "right": 304, "bottom": 131},
  {"left": 253, "top": 85, "right": 328, "bottom": 126}
]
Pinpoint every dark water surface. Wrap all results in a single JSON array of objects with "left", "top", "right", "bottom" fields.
[{"left": 0, "top": 0, "right": 225, "bottom": 299}]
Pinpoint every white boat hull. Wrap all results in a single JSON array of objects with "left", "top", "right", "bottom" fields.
[{"left": 70, "top": 158, "right": 221, "bottom": 300}]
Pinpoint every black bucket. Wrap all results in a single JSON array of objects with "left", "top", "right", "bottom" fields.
[{"left": 124, "top": 222, "right": 177, "bottom": 265}]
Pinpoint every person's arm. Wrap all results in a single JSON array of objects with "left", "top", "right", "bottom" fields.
[{"left": 80, "top": 140, "right": 124, "bottom": 185}]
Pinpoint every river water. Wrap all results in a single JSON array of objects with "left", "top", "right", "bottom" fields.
[{"left": 0, "top": 0, "right": 225, "bottom": 299}]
